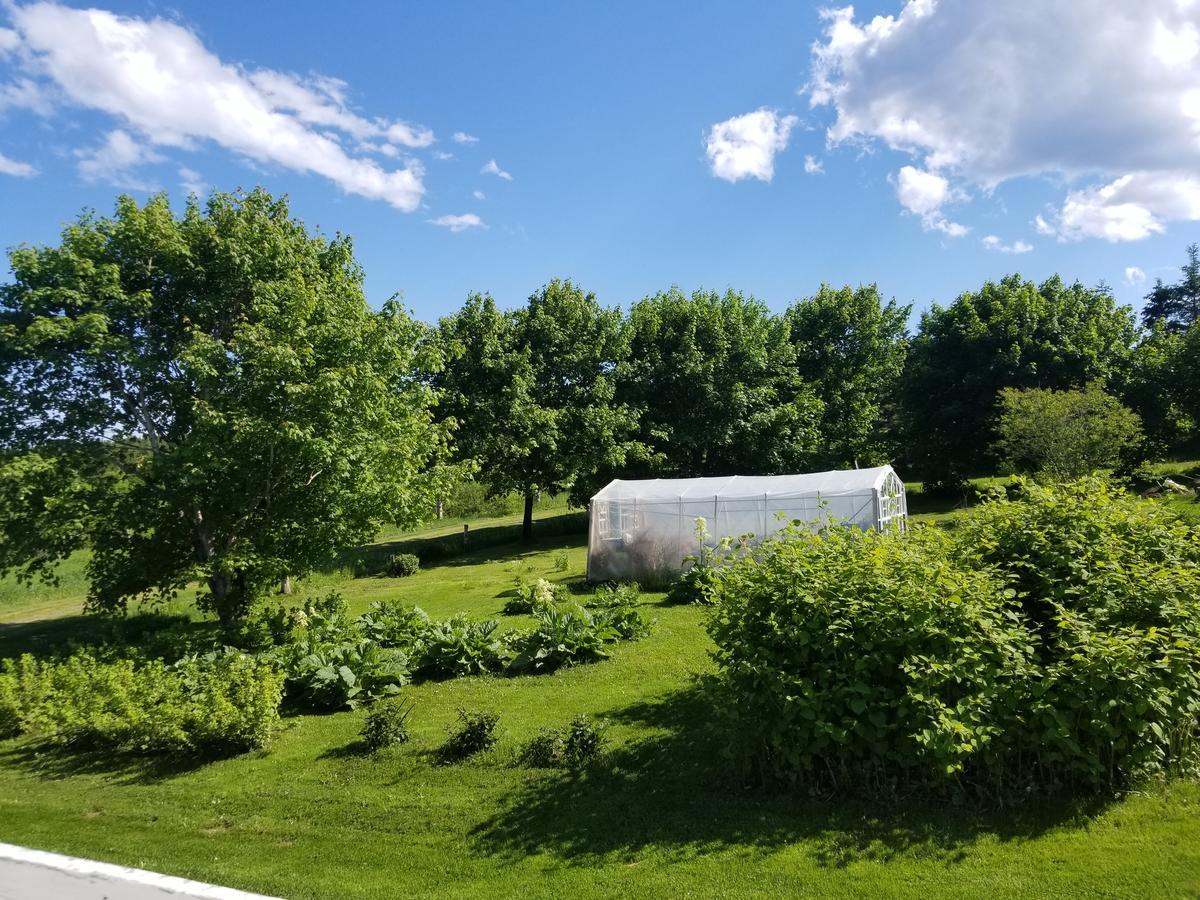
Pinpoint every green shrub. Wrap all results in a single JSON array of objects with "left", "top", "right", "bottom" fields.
[
  {"left": 280, "top": 640, "right": 409, "bottom": 710},
  {"left": 503, "top": 577, "right": 561, "bottom": 615},
  {"left": 0, "top": 651, "right": 284, "bottom": 756},
  {"left": 587, "top": 582, "right": 640, "bottom": 609},
  {"left": 414, "top": 615, "right": 507, "bottom": 678},
  {"left": 708, "top": 480, "right": 1200, "bottom": 798},
  {"left": 237, "top": 604, "right": 302, "bottom": 651},
  {"left": 665, "top": 564, "right": 723, "bottom": 605},
  {"left": 591, "top": 602, "right": 652, "bottom": 641},
  {"left": 508, "top": 603, "right": 610, "bottom": 674},
  {"left": 361, "top": 697, "right": 415, "bottom": 751},
  {"left": 385, "top": 553, "right": 420, "bottom": 578},
  {"left": 551, "top": 550, "right": 570, "bottom": 573},
  {"left": 437, "top": 708, "right": 499, "bottom": 763},
  {"left": 517, "top": 716, "right": 604, "bottom": 768},
  {"left": 358, "top": 601, "right": 431, "bottom": 651}
]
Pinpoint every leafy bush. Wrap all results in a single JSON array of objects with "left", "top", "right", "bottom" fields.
[
  {"left": 437, "top": 708, "right": 499, "bottom": 763},
  {"left": 414, "top": 615, "right": 507, "bottom": 679},
  {"left": 587, "top": 582, "right": 641, "bottom": 609},
  {"left": 280, "top": 640, "right": 409, "bottom": 710},
  {"left": 361, "top": 697, "right": 415, "bottom": 751},
  {"left": 0, "top": 651, "right": 284, "bottom": 756},
  {"left": 503, "top": 577, "right": 562, "bottom": 615},
  {"left": 552, "top": 550, "right": 570, "bottom": 573},
  {"left": 517, "top": 716, "right": 604, "bottom": 768},
  {"left": 591, "top": 602, "right": 652, "bottom": 641},
  {"left": 236, "top": 604, "right": 303, "bottom": 651},
  {"left": 995, "top": 383, "right": 1144, "bottom": 480},
  {"left": 358, "top": 601, "right": 431, "bottom": 651},
  {"left": 385, "top": 552, "right": 420, "bottom": 578},
  {"left": 665, "top": 564, "right": 723, "bottom": 606},
  {"left": 708, "top": 480, "right": 1200, "bottom": 798},
  {"left": 508, "top": 603, "right": 610, "bottom": 673}
]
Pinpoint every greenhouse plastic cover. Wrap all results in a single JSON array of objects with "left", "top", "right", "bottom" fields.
[{"left": 587, "top": 466, "right": 907, "bottom": 584}]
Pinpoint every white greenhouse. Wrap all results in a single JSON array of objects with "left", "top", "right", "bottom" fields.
[{"left": 586, "top": 465, "right": 907, "bottom": 583}]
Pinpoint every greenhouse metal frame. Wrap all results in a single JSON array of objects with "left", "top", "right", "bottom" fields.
[{"left": 586, "top": 465, "right": 907, "bottom": 583}]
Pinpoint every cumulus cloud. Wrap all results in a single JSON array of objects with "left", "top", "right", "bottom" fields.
[
  {"left": 892, "top": 165, "right": 967, "bottom": 236},
  {"left": 452, "top": 131, "right": 478, "bottom": 144},
  {"left": 1125, "top": 266, "right": 1147, "bottom": 286},
  {"left": 981, "top": 235, "right": 1033, "bottom": 254},
  {"left": 75, "top": 129, "right": 163, "bottom": 189},
  {"left": 0, "top": 150, "right": 36, "bottom": 177},
  {"left": 807, "top": 0, "right": 1200, "bottom": 241},
  {"left": 803, "top": 154, "right": 824, "bottom": 174},
  {"left": 705, "top": 108, "right": 797, "bottom": 182},
  {"left": 481, "top": 158, "right": 512, "bottom": 180},
  {"left": 429, "top": 213, "right": 485, "bottom": 232},
  {"left": 6, "top": 2, "right": 430, "bottom": 211}
]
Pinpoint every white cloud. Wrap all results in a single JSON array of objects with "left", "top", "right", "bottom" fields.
[
  {"left": 0, "top": 27, "right": 18, "bottom": 55},
  {"left": 803, "top": 154, "right": 824, "bottom": 174},
  {"left": 981, "top": 235, "right": 1033, "bottom": 254},
  {"left": 807, "top": 1, "right": 1200, "bottom": 241},
  {"left": 452, "top": 131, "right": 478, "bottom": 144},
  {"left": 473, "top": 189, "right": 486, "bottom": 200},
  {"left": 431, "top": 150, "right": 453, "bottom": 161},
  {"left": 0, "top": 77, "right": 53, "bottom": 115},
  {"left": 75, "top": 129, "right": 163, "bottom": 189},
  {"left": 1125, "top": 266, "right": 1147, "bottom": 286},
  {"left": 893, "top": 165, "right": 968, "bottom": 236},
  {"left": 7, "top": 2, "right": 429, "bottom": 211},
  {"left": 179, "top": 165, "right": 207, "bottom": 196},
  {"left": 705, "top": 108, "right": 797, "bottom": 182},
  {"left": 429, "top": 213, "right": 485, "bottom": 232},
  {"left": 1041, "top": 172, "right": 1200, "bottom": 241},
  {"left": 0, "top": 150, "right": 36, "bottom": 177},
  {"left": 481, "top": 158, "right": 512, "bottom": 180}
]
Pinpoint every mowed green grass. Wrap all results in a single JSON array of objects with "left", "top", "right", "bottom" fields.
[{"left": 1, "top": 495, "right": 1199, "bottom": 897}]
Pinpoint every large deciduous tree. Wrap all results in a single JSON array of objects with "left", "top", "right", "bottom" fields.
[
  {"left": 432, "top": 281, "right": 632, "bottom": 538},
  {"left": 0, "top": 190, "right": 443, "bottom": 626},
  {"left": 901, "top": 275, "right": 1136, "bottom": 490},
  {"left": 617, "top": 288, "right": 822, "bottom": 478},
  {"left": 783, "top": 283, "right": 909, "bottom": 469}
]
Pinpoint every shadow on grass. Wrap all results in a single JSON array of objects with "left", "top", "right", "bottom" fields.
[
  {"left": 470, "top": 684, "right": 1106, "bottom": 869},
  {"left": 0, "top": 613, "right": 219, "bottom": 663},
  {"left": 0, "top": 738, "right": 238, "bottom": 786}
]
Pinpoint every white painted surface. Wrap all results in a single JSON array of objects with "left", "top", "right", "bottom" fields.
[{"left": 0, "top": 842, "right": 280, "bottom": 900}]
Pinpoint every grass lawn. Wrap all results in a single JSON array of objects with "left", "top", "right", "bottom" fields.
[{"left": 1, "top": 492, "right": 1199, "bottom": 898}]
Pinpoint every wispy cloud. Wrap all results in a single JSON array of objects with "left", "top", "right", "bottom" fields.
[
  {"left": 452, "top": 131, "right": 479, "bottom": 144},
  {"left": 0, "top": 149, "right": 36, "bottom": 177},
  {"left": 75, "top": 129, "right": 163, "bottom": 189},
  {"left": 481, "top": 158, "right": 512, "bottom": 180},
  {"left": 429, "top": 213, "right": 486, "bottom": 232}
]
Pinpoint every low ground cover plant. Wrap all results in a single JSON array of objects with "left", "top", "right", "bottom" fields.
[
  {"left": 414, "top": 615, "right": 508, "bottom": 678},
  {"left": 708, "top": 478, "right": 1200, "bottom": 799},
  {"left": 517, "top": 715, "right": 605, "bottom": 768},
  {"left": 0, "top": 650, "right": 284, "bottom": 756}
]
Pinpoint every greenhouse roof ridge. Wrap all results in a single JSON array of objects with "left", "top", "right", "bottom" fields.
[{"left": 591, "top": 465, "right": 899, "bottom": 502}]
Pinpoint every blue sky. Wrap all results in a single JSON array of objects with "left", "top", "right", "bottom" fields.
[{"left": 1, "top": 0, "right": 1197, "bottom": 323}]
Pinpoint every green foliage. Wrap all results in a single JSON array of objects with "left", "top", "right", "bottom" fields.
[
  {"left": 360, "top": 696, "right": 415, "bottom": 751},
  {"left": 508, "top": 603, "right": 610, "bottom": 673},
  {"left": 437, "top": 708, "right": 499, "bottom": 763},
  {"left": 357, "top": 600, "right": 430, "bottom": 651},
  {"left": 503, "top": 577, "right": 561, "bottom": 615},
  {"left": 517, "top": 715, "right": 605, "bottom": 768},
  {"left": 385, "top": 553, "right": 421, "bottom": 578},
  {"left": 283, "top": 641, "right": 410, "bottom": 710},
  {"left": 0, "top": 190, "right": 444, "bottom": 627},
  {"left": 590, "top": 600, "right": 653, "bottom": 640},
  {"left": 586, "top": 582, "right": 641, "bottom": 609},
  {"left": 901, "top": 275, "right": 1136, "bottom": 490},
  {"left": 709, "top": 481, "right": 1200, "bottom": 797},
  {"left": 441, "top": 480, "right": 519, "bottom": 518},
  {"left": 665, "top": 565, "right": 723, "bottom": 606},
  {"left": 784, "top": 283, "right": 910, "bottom": 468},
  {"left": 551, "top": 549, "right": 570, "bottom": 573},
  {"left": 1141, "top": 243, "right": 1200, "bottom": 332},
  {"left": 614, "top": 287, "right": 822, "bottom": 480},
  {"left": 995, "top": 383, "right": 1144, "bottom": 480},
  {"left": 0, "top": 651, "right": 284, "bottom": 756},
  {"left": 414, "top": 615, "right": 507, "bottom": 678}
]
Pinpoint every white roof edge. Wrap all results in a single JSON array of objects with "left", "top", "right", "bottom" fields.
[{"left": 590, "top": 465, "right": 902, "bottom": 502}]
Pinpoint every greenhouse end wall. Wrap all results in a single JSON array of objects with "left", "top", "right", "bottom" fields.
[{"left": 586, "top": 467, "right": 906, "bottom": 584}]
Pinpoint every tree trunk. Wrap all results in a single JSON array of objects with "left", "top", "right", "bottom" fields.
[
  {"left": 279, "top": 575, "right": 292, "bottom": 595},
  {"left": 522, "top": 491, "right": 535, "bottom": 541},
  {"left": 436, "top": 497, "right": 444, "bottom": 520}
]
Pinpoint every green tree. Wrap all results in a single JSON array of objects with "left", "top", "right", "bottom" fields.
[
  {"left": 432, "top": 281, "right": 632, "bottom": 538},
  {"left": 617, "top": 287, "right": 822, "bottom": 477},
  {"left": 901, "top": 275, "right": 1136, "bottom": 490},
  {"left": 1141, "top": 243, "right": 1200, "bottom": 332},
  {"left": 1122, "top": 322, "right": 1192, "bottom": 454},
  {"left": 994, "top": 383, "right": 1143, "bottom": 480},
  {"left": 783, "top": 283, "right": 909, "bottom": 468},
  {"left": 0, "top": 190, "right": 443, "bottom": 626}
]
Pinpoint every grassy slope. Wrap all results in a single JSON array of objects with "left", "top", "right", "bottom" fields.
[{"left": 1, "top": 493, "right": 1199, "bottom": 897}]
